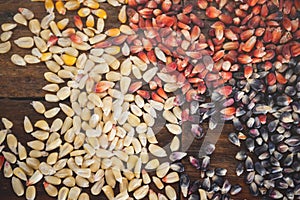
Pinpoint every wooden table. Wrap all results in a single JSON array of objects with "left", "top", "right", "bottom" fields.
[{"left": 0, "top": 0, "right": 255, "bottom": 199}]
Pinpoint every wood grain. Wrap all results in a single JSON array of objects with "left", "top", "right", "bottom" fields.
[
  {"left": 0, "top": 1, "right": 261, "bottom": 200},
  {"left": 0, "top": 0, "right": 47, "bottom": 98}
]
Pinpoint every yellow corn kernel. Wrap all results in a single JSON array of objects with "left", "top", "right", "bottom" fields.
[
  {"left": 78, "top": 8, "right": 91, "bottom": 18},
  {"left": 118, "top": 5, "right": 127, "bottom": 23},
  {"left": 105, "top": 28, "right": 120, "bottom": 37},
  {"left": 61, "top": 54, "right": 77, "bottom": 66},
  {"left": 57, "top": 18, "right": 69, "bottom": 30},
  {"left": 83, "top": 0, "right": 100, "bottom": 9},
  {"left": 45, "top": 0, "right": 54, "bottom": 13},
  {"left": 55, "top": 0, "right": 66, "bottom": 15},
  {"left": 86, "top": 15, "right": 95, "bottom": 28},
  {"left": 64, "top": 1, "right": 80, "bottom": 11},
  {"left": 166, "top": 56, "right": 172, "bottom": 65},
  {"left": 92, "top": 9, "right": 107, "bottom": 19},
  {"left": 40, "top": 52, "right": 52, "bottom": 61}
]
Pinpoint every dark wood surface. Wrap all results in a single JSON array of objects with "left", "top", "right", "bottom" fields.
[{"left": 0, "top": 1, "right": 257, "bottom": 199}]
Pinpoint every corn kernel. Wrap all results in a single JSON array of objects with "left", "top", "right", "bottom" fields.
[
  {"left": 40, "top": 52, "right": 52, "bottom": 62},
  {"left": 86, "top": 15, "right": 95, "bottom": 28},
  {"left": 92, "top": 9, "right": 107, "bottom": 19},
  {"left": 61, "top": 54, "right": 77, "bottom": 66},
  {"left": 105, "top": 28, "right": 120, "bottom": 37}
]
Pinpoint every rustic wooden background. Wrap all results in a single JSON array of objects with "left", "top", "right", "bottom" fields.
[{"left": 0, "top": 0, "right": 257, "bottom": 199}]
